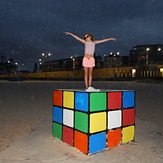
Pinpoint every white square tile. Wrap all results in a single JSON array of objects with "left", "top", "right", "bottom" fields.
[
  {"left": 63, "top": 109, "right": 74, "bottom": 127},
  {"left": 108, "top": 110, "right": 122, "bottom": 130}
]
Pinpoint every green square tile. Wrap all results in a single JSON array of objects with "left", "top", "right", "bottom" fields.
[
  {"left": 52, "top": 122, "right": 62, "bottom": 140},
  {"left": 90, "top": 93, "right": 107, "bottom": 112},
  {"left": 75, "top": 111, "right": 88, "bottom": 133}
]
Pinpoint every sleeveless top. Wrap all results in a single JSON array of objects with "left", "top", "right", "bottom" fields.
[{"left": 84, "top": 41, "right": 95, "bottom": 55}]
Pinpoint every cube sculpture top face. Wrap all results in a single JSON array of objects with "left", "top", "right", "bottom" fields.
[{"left": 52, "top": 89, "right": 135, "bottom": 154}]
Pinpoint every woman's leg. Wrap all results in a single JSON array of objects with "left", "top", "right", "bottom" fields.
[
  {"left": 84, "top": 67, "right": 89, "bottom": 89},
  {"left": 88, "top": 67, "right": 93, "bottom": 88}
]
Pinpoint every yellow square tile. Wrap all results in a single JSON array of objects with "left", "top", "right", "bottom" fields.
[
  {"left": 63, "top": 91, "right": 74, "bottom": 109},
  {"left": 122, "top": 125, "right": 135, "bottom": 143},
  {"left": 90, "top": 112, "right": 106, "bottom": 133}
]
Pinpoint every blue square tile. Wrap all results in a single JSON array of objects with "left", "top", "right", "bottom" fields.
[
  {"left": 75, "top": 92, "right": 88, "bottom": 112},
  {"left": 52, "top": 106, "right": 63, "bottom": 124},
  {"left": 89, "top": 132, "right": 106, "bottom": 154},
  {"left": 123, "top": 91, "right": 135, "bottom": 108}
]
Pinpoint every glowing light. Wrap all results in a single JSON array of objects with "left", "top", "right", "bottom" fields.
[
  {"left": 158, "top": 48, "right": 161, "bottom": 51},
  {"left": 132, "top": 69, "right": 136, "bottom": 73},
  {"left": 160, "top": 68, "right": 163, "bottom": 72},
  {"left": 146, "top": 48, "right": 150, "bottom": 51}
]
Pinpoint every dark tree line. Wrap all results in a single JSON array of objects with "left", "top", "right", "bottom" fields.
[{"left": 0, "top": 56, "right": 18, "bottom": 74}]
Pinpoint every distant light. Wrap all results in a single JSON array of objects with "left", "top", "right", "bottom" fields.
[
  {"left": 132, "top": 69, "right": 136, "bottom": 77},
  {"left": 158, "top": 48, "right": 161, "bottom": 51},
  {"left": 70, "top": 56, "right": 73, "bottom": 59},
  {"left": 132, "top": 69, "right": 136, "bottom": 73},
  {"left": 110, "top": 52, "right": 113, "bottom": 55},
  {"left": 48, "top": 53, "right": 51, "bottom": 56},
  {"left": 39, "top": 59, "right": 42, "bottom": 62},
  {"left": 117, "top": 52, "right": 120, "bottom": 55},
  {"left": 73, "top": 58, "right": 75, "bottom": 61},
  {"left": 15, "top": 62, "right": 18, "bottom": 65},
  {"left": 42, "top": 53, "right": 45, "bottom": 56},
  {"left": 146, "top": 48, "right": 150, "bottom": 51},
  {"left": 160, "top": 68, "right": 163, "bottom": 72}
]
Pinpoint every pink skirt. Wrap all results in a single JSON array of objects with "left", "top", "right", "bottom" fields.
[{"left": 82, "top": 57, "right": 95, "bottom": 68}]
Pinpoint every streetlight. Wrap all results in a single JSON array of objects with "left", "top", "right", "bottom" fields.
[
  {"left": 146, "top": 48, "right": 150, "bottom": 65},
  {"left": 70, "top": 56, "right": 75, "bottom": 70},
  {"left": 41, "top": 53, "right": 52, "bottom": 72},
  {"left": 158, "top": 48, "right": 161, "bottom": 52},
  {"left": 42, "top": 53, "right": 51, "bottom": 58}
]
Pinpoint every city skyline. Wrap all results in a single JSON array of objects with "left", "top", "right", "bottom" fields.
[{"left": 0, "top": 0, "right": 163, "bottom": 71}]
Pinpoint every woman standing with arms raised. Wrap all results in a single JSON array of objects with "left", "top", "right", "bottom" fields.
[{"left": 65, "top": 32, "right": 117, "bottom": 91}]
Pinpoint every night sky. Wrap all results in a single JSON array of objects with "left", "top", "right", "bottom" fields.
[{"left": 0, "top": 0, "right": 163, "bottom": 71}]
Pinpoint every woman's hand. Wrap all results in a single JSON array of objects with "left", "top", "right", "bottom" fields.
[
  {"left": 111, "top": 38, "right": 117, "bottom": 41},
  {"left": 65, "top": 32, "right": 72, "bottom": 35}
]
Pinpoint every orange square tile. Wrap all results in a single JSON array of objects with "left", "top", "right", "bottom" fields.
[
  {"left": 74, "top": 130, "right": 88, "bottom": 154},
  {"left": 108, "top": 129, "right": 121, "bottom": 148},
  {"left": 53, "top": 90, "right": 62, "bottom": 106}
]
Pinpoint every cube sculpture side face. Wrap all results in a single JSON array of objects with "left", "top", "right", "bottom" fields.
[{"left": 52, "top": 89, "right": 135, "bottom": 154}]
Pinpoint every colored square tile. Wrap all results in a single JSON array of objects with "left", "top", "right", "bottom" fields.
[
  {"left": 122, "top": 125, "right": 135, "bottom": 143},
  {"left": 75, "top": 92, "right": 88, "bottom": 112},
  {"left": 63, "top": 109, "right": 74, "bottom": 128},
  {"left": 62, "top": 126, "right": 73, "bottom": 146},
  {"left": 52, "top": 122, "right": 62, "bottom": 140},
  {"left": 63, "top": 91, "right": 74, "bottom": 109},
  {"left": 108, "top": 110, "right": 122, "bottom": 130},
  {"left": 89, "top": 132, "right": 106, "bottom": 154},
  {"left": 90, "top": 112, "right": 106, "bottom": 133},
  {"left": 108, "top": 92, "right": 122, "bottom": 109},
  {"left": 53, "top": 90, "right": 62, "bottom": 107},
  {"left": 75, "top": 111, "right": 88, "bottom": 133},
  {"left": 123, "top": 91, "right": 135, "bottom": 108},
  {"left": 52, "top": 106, "right": 63, "bottom": 124},
  {"left": 122, "top": 108, "right": 135, "bottom": 126},
  {"left": 74, "top": 130, "right": 88, "bottom": 154},
  {"left": 108, "top": 129, "right": 121, "bottom": 148},
  {"left": 90, "top": 93, "right": 106, "bottom": 112}
]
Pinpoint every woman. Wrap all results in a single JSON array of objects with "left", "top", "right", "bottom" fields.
[{"left": 65, "top": 32, "right": 117, "bottom": 91}]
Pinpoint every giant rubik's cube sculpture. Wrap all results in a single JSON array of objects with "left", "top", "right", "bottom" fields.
[{"left": 52, "top": 89, "right": 135, "bottom": 154}]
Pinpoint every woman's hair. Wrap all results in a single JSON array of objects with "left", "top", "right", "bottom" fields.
[{"left": 83, "top": 33, "right": 94, "bottom": 41}]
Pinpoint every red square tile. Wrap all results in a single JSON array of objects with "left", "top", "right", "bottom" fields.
[
  {"left": 108, "top": 92, "right": 122, "bottom": 109},
  {"left": 122, "top": 108, "right": 135, "bottom": 126},
  {"left": 62, "top": 126, "right": 73, "bottom": 146}
]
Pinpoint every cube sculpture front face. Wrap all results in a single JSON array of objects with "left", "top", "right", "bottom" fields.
[{"left": 52, "top": 90, "right": 135, "bottom": 154}]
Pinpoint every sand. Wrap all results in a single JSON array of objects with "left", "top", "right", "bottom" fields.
[{"left": 0, "top": 80, "right": 162, "bottom": 163}]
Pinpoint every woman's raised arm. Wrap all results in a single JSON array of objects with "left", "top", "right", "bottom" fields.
[
  {"left": 95, "top": 38, "right": 117, "bottom": 44},
  {"left": 65, "top": 32, "right": 85, "bottom": 43}
]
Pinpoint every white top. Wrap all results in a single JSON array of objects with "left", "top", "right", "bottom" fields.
[{"left": 84, "top": 41, "right": 95, "bottom": 55}]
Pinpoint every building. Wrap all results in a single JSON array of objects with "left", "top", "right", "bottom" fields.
[
  {"left": 121, "top": 56, "right": 129, "bottom": 67},
  {"left": 103, "top": 53, "right": 122, "bottom": 68},
  {"left": 129, "top": 44, "right": 163, "bottom": 66},
  {"left": 40, "top": 55, "right": 103, "bottom": 72}
]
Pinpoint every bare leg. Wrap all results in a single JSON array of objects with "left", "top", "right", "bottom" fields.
[
  {"left": 88, "top": 67, "right": 93, "bottom": 88},
  {"left": 84, "top": 67, "right": 89, "bottom": 89}
]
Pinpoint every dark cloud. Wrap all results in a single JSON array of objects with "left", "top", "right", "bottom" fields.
[{"left": 0, "top": 0, "right": 163, "bottom": 71}]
